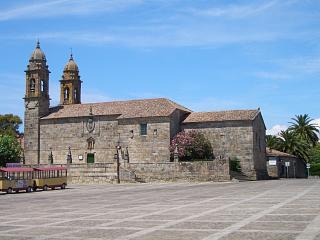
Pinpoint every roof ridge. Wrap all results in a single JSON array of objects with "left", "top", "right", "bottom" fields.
[
  {"left": 56, "top": 97, "right": 172, "bottom": 107},
  {"left": 164, "top": 98, "right": 192, "bottom": 113},
  {"left": 194, "top": 109, "right": 259, "bottom": 113}
]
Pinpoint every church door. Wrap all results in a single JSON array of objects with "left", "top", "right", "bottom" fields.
[{"left": 87, "top": 153, "right": 95, "bottom": 164}]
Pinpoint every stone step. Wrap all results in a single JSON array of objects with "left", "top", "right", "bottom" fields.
[{"left": 71, "top": 173, "right": 117, "bottom": 177}]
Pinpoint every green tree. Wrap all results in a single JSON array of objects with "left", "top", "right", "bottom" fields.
[
  {"left": 0, "top": 114, "right": 22, "bottom": 137},
  {"left": 278, "top": 130, "right": 309, "bottom": 161},
  {"left": 309, "top": 143, "right": 320, "bottom": 164},
  {"left": 266, "top": 135, "right": 281, "bottom": 150},
  {"left": 289, "top": 114, "right": 319, "bottom": 147},
  {"left": 0, "top": 135, "right": 22, "bottom": 167}
]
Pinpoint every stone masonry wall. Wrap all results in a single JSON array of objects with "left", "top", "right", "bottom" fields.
[
  {"left": 252, "top": 113, "right": 268, "bottom": 179},
  {"left": 182, "top": 121, "right": 259, "bottom": 179},
  {"left": 26, "top": 159, "right": 230, "bottom": 183},
  {"left": 118, "top": 117, "right": 171, "bottom": 163},
  {"left": 122, "top": 159, "right": 230, "bottom": 182},
  {"left": 39, "top": 115, "right": 119, "bottom": 164},
  {"left": 38, "top": 116, "right": 172, "bottom": 165}
]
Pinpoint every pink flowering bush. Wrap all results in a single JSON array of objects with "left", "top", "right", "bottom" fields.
[{"left": 170, "top": 130, "right": 213, "bottom": 161}]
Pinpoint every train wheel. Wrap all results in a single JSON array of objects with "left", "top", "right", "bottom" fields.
[
  {"left": 26, "top": 186, "right": 32, "bottom": 193},
  {"left": 43, "top": 185, "right": 48, "bottom": 191},
  {"left": 61, "top": 183, "right": 66, "bottom": 189},
  {"left": 7, "top": 188, "right": 12, "bottom": 194}
]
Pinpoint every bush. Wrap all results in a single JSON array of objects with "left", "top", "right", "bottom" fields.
[
  {"left": 230, "top": 157, "right": 241, "bottom": 172},
  {"left": 309, "top": 143, "right": 320, "bottom": 164},
  {"left": 310, "top": 163, "right": 320, "bottom": 176},
  {"left": 170, "top": 131, "right": 213, "bottom": 161},
  {"left": 0, "top": 134, "right": 21, "bottom": 167}
]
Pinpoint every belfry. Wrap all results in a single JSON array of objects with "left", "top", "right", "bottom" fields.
[{"left": 60, "top": 53, "right": 82, "bottom": 105}]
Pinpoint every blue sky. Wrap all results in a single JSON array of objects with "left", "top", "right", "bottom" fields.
[{"left": 0, "top": 0, "right": 319, "bottom": 134}]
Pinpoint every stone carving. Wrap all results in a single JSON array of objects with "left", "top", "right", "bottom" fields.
[{"left": 86, "top": 117, "right": 95, "bottom": 133}]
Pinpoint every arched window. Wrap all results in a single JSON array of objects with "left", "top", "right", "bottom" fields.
[
  {"left": 30, "top": 79, "right": 35, "bottom": 92},
  {"left": 87, "top": 137, "right": 95, "bottom": 150},
  {"left": 64, "top": 87, "right": 69, "bottom": 101},
  {"left": 74, "top": 89, "right": 77, "bottom": 101}
]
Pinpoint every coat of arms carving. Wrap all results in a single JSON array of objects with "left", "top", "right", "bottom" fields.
[{"left": 86, "top": 117, "right": 95, "bottom": 133}]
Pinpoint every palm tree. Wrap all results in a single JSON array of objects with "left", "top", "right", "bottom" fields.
[
  {"left": 278, "top": 130, "right": 309, "bottom": 161},
  {"left": 289, "top": 114, "right": 319, "bottom": 147},
  {"left": 266, "top": 135, "right": 281, "bottom": 150}
]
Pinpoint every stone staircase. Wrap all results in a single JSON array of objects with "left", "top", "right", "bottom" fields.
[{"left": 67, "top": 163, "right": 118, "bottom": 184}]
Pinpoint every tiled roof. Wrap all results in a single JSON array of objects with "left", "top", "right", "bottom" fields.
[
  {"left": 182, "top": 109, "right": 260, "bottom": 123},
  {"left": 41, "top": 98, "right": 191, "bottom": 120},
  {"left": 266, "top": 148, "right": 296, "bottom": 158}
]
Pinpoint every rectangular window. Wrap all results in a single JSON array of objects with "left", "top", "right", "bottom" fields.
[{"left": 140, "top": 123, "right": 147, "bottom": 136}]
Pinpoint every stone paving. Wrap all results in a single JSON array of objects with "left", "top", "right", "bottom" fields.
[{"left": 0, "top": 179, "right": 319, "bottom": 240}]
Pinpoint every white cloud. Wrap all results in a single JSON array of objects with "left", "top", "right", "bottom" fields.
[
  {"left": 82, "top": 90, "right": 113, "bottom": 104},
  {"left": 254, "top": 71, "right": 291, "bottom": 80},
  {"left": 266, "top": 124, "right": 288, "bottom": 136},
  {"left": 188, "top": 1, "right": 278, "bottom": 19},
  {"left": 267, "top": 119, "right": 320, "bottom": 138},
  {"left": 0, "top": 0, "right": 143, "bottom": 21},
  {"left": 0, "top": 0, "right": 314, "bottom": 48},
  {"left": 311, "top": 118, "right": 320, "bottom": 139},
  {"left": 1, "top": 28, "right": 282, "bottom": 48},
  {"left": 312, "top": 118, "right": 320, "bottom": 127}
]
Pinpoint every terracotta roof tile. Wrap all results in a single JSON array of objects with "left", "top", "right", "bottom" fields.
[
  {"left": 266, "top": 148, "right": 296, "bottom": 158},
  {"left": 41, "top": 98, "right": 191, "bottom": 120},
  {"left": 182, "top": 109, "right": 260, "bottom": 123}
]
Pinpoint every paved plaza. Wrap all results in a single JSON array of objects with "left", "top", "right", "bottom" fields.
[{"left": 0, "top": 179, "right": 320, "bottom": 240}]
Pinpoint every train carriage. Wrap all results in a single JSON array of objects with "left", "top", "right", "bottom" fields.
[
  {"left": 0, "top": 167, "right": 34, "bottom": 193},
  {"left": 33, "top": 166, "right": 67, "bottom": 191}
]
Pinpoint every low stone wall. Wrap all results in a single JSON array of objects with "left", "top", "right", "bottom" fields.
[
  {"left": 122, "top": 159, "right": 230, "bottom": 182},
  {"left": 25, "top": 159, "right": 230, "bottom": 183}
]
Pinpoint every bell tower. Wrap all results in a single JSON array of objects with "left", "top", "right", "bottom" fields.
[
  {"left": 24, "top": 41, "right": 50, "bottom": 164},
  {"left": 60, "top": 54, "right": 82, "bottom": 105}
]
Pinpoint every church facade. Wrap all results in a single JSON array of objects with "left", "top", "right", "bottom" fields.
[{"left": 24, "top": 42, "right": 268, "bottom": 180}]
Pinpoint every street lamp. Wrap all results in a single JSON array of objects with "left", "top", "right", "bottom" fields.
[
  {"left": 48, "top": 148, "right": 53, "bottom": 165},
  {"left": 67, "top": 146, "right": 72, "bottom": 164},
  {"left": 114, "top": 133, "right": 121, "bottom": 184}
]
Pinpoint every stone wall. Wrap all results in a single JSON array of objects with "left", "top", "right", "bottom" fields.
[
  {"left": 24, "top": 97, "right": 50, "bottom": 165},
  {"left": 118, "top": 117, "right": 171, "bottom": 163},
  {"left": 39, "top": 115, "right": 120, "bottom": 164},
  {"left": 122, "top": 159, "right": 230, "bottom": 182},
  {"left": 182, "top": 119, "right": 267, "bottom": 180},
  {"left": 170, "top": 109, "right": 189, "bottom": 138},
  {"left": 38, "top": 116, "right": 172, "bottom": 165},
  {"left": 183, "top": 121, "right": 254, "bottom": 177},
  {"left": 26, "top": 159, "right": 230, "bottom": 183},
  {"left": 252, "top": 113, "right": 268, "bottom": 179}
]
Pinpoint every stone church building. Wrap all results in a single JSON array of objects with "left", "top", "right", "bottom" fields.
[{"left": 24, "top": 42, "right": 268, "bottom": 180}]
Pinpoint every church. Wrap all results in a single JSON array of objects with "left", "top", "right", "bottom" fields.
[{"left": 24, "top": 42, "right": 268, "bottom": 180}]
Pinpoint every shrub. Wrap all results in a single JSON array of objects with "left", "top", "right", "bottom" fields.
[
  {"left": 310, "top": 163, "right": 320, "bottom": 176},
  {"left": 0, "top": 134, "right": 21, "bottom": 167},
  {"left": 170, "top": 131, "right": 213, "bottom": 161},
  {"left": 230, "top": 157, "right": 241, "bottom": 172}
]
